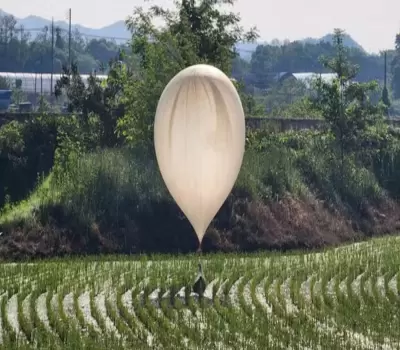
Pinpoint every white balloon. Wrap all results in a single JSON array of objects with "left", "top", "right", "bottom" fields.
[{"left": 154, "top": 64, "right": 245, "bottom": 245}]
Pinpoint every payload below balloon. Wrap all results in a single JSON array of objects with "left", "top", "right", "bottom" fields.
[{"left": 154, "top": 64, "right": 245, "bottom": 245}]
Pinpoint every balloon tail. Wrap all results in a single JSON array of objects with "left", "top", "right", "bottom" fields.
[{"left": 193, "top": 241, "right": 206, "bottom": 297}]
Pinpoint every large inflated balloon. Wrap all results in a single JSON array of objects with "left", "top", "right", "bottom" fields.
[{"left": 154, "top": 64, "right": 245, "bottom": 245}]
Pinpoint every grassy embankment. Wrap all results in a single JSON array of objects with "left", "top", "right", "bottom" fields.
[{"left": 1, "top": 126, "right": 399, "bottom": 260}]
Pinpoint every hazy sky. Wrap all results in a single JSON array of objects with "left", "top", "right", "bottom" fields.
[{"left": 3, "top": 0, "right": 400, "bottom": 53}]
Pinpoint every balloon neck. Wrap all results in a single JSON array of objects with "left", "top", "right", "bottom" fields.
[{"left": 196, "top": 236, "right": 203, "bottom": 253}]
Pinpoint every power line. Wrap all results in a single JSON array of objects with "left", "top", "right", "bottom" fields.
[
  {"left": 71, "top": 32, "right": 130, "bottom": 41},
  {"left": 3, "top": 25, "right": 257, "bottom": 60},
  {"left": 10, "top": 26, "right": 131, "bottom": 42},
  {"left": 8, "top": 26, "right": 257, "bottom": 52}
]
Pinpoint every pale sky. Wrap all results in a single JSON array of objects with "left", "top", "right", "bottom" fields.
[{"left": 2, "top": 0, "right": 400, "bottom": 53}]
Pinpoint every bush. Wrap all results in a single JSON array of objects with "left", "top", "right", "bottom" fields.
[
  {"left": 0, "top": 113, "right": 102, "bottom": 210},
  {"left": 0, "top": 116, "right": 58, "bottom": 208}
]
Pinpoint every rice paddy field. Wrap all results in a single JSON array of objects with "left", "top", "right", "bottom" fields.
[{"left": 1, "top": 236, "right": 400, "bottom": 350}]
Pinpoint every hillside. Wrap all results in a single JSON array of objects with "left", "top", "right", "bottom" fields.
[
  {"left": 0, "top": 9, "right": 130, "bottom": 41},
  {"left": 302, "top": 33, "right": 365, "bottom": 51}
]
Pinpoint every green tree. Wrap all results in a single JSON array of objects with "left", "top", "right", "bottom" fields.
[
  {"left": 55, "top": 58, "right": 126, "bottom": 147},
  {"left": 381, "top": 85, "right": 390, "bottom": 115},
  {"left": 11, "top": 82, "right": 25, "bottom": 105},
  {"left": 391, "top": 33, "right": 400, "bottom": 99},
  {"left": 312, "top": 29, "right": 386, "bottom": 173},
  {"left": 37, "top": 95, "right": 50, "bottom": 113},
  {"left": 0, "top": 76, "right": 10, "bottom": 89},
  {"left": 55, "top": 27, "right": 65, "bottom": 50},
  {"left": 117, "top": 0, "right": 258, "bottom": 145}
]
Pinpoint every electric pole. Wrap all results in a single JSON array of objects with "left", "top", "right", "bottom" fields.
[
  {"left": 19, "top": 25, "right": 23, "bottom": 64},
  {"left": 51, "top": 18, "right": 54, "bottom": 100},
  {"left": 68, "top": 8, "right": 72, "bottom": 69},
  {"left": 384, "top": 51, "right": 387, "bottom": 89},
  {"left": 383, "top": 50, "right": 390, "bottom": 117}
]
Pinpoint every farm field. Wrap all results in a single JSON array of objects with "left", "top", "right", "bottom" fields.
[{"left": 0, "top": 236, "right": 400, "bottom": 349}]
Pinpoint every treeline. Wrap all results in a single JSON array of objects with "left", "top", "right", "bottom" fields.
[
  {"left": 2, "top": 11, "right": 400, "bottom": 101},
  {"left": 246, "top": 42, "right": 388, "bottom": 86}
]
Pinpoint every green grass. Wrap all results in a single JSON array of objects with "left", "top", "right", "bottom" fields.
[
  {"left": 0, "top": 176, "right": 55, "bottom": 225},
  {"left": 0, "top": 131, "right": 395, "bottom": 260},
  {"left": 0, "top": 235, "right": 399, "bottom": 349},
  {"left": 0, "top": 144, "right": 307, "bottom": 226},
  {"left": 1, "top": 135, "right": 382, "bottom": 227}
]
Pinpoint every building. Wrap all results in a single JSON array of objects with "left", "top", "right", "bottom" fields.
[
  {"left": 0, "top": 90, "right": 12, "bottom": 111},
  {"left": 0, "top": 72, "right": 108, "bottom": 95},
  {"left": 274, "top": 72, "right": 338, "bottom": 88}
]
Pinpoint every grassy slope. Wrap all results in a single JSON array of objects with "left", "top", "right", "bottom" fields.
[
  {"left": 0, "top": 176, "right": 54, "bottom": 225},
  {"left": 0, "top": 133, "right": 399, "bottom": 260}
]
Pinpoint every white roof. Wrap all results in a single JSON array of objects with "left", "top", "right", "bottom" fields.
[
  {"left": 292, "top": 72, "right": 337, "bottom": 88},
  {"left": 0, "top": 72, "right": 108, "bottom": 94}
]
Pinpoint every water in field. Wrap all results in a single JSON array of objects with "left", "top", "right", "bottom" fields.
[{"left": 0, "top": 236, "right": 399, "bottom": 349}]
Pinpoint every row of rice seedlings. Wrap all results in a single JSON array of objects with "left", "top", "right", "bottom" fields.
[
  {"left": 1, "top": 292, "right": 19, "bottom": 346},
  {"left": 252, "top": 265, "right": 307, "bottom": 349},
  {"left": 362, "top": 266, "right": 399, "bottom": 343},
  {"left": 237, "top": 270, "right": 253, "bottom": 317},
  {"left": 60, "top": 264, "right": 125, "bottom": 349},
  {"left": 122, "top": 283, "right": 157, "bottom": 347},
  {"left": 297, "top": 255, "right": 348, "bottom": 345},
  {"left": 341, "top": 255, "right": 380, "bottom": 329},
  {"left": 279, "top": 264, "right": 335, "bottom": 349},
  {"left": 289, "top": 271, "right": 326, "bottom": 348},
  {"left": 104, "top": 291, "right": 139, "bottom": 347},
  {"left": 89, "top": 290, "right": 106, "bottom": 333},
  {"left": 268, "top": 273, "right": 300, "bottom": 349},
  {"left": 383, "top": 268, "right": 397, "bottom": 303},
  {"left": 320, "top": 264, "right": 336, "bottom": 311},
  {"left": 262, "top": 268, "right": 291, "bottom": 347},
  {"left": 249, "top": 271, "right": 285, "bottom": 349},
  {"left": 166, "top": 264, "right": 207, "bottom": 346},
  {"left": 195, "top": 307, "right": 222, "bottom": 347},
  {"left": 212, "top": 272, "right": 248, "bottom": 348},
  {"left": 291, "top": 257, "right": 357, "bottom": 349},
  {"left": 17, "top": 292, "right": 33, "bottom": 343},
  {"left": 328, "top": 250, "right": 395, "bottom": 347},
  {"left": 73, "top": 287, "right": 97, "bottom": 339},
  {"left": 313, "top": 266, "right": 361, "bottom": 348},
  {"left": 233, "top": 269, "right": 263, "bottom": 347},
  {"left": 176, "top": 286, "right": 206, "bottom": 344},
  {"left": 144, "top": 274, "right": 187, "bottom": 348},
  {"left": 359, "top": 265, "right": 371, "bottom": 306},
  {"left": 28, "top": 289, "right": 50, "bottom": 346},
  {"left": 46, "top": 288, "right": 71, "bottom": 348}
]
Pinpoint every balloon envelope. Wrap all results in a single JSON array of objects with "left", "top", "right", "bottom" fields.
[{"left": 154, "top": 64, "right": 245, "bottom": 244}]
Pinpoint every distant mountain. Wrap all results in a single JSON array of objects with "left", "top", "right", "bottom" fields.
[
  {"left": 235, "top": 42, "right": 266, "bottom": 60},
  {"left": 301, "top": 33, "right": 364, "bottom": 52},
  {"left": 0, "top": 9, "right": 365, "bottom": 59},
  {"left": 0, "top": 9, "right": 131, "bottom": 41}
]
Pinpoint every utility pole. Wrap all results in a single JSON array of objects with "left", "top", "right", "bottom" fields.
[
  {"left": 19, "top": 25, "right": 23, "bottom": 64},
  {"left": 51, "top": 17, "right": 54, "bottom": 99},
  {"left": 384, "top": 51, "right": 387, "bottom": 89},
  {"left": 68, "top": 8, "right": 72, "bottom": 69},
  {"left": 383, "top": 50, "right": 390, "bottom": 117}
]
